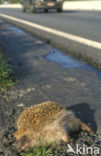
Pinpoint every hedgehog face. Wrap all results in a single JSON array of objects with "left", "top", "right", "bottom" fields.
[
  {"left": 20, "top": 135, "right": 31, "bottom": 150},
  {"left": 13, "top": 135, "right": 31, "bottom": 150},
  {"left": 14, "top": 131, "right": 22, "bottom": 140}
]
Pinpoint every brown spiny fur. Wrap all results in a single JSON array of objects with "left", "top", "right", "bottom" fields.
[{"left": 14, "top": 101, "right": 93, "bottom": 150}]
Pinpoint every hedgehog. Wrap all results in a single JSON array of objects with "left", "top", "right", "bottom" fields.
[{"left": 14, "top": 101, "right": 93, "bottom": 150}]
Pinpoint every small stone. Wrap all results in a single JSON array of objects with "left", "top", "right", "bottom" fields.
[
  {"left": 46, "top": 85, "right": 51, "bottom": 88},
  {"left": 64, "top": 77, "right": 76, "bottom": 82},
  {"left": 81, "top": 82, "right": 86, "bottom": 87},
  {"left": 98, "top": 135, "right": 101, "bottom": 141},
  {"left": 26, "top": 88, "right": 32, "bottom": 92},
  {"left": 31, "top": 87, "right": 35, "bottom": 91},
  {"left": 17, "top": 103, "right": 24, "bottom": 107}
]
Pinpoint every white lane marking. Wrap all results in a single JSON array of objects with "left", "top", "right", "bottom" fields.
[{"left": 0, "top": 13, "right": 101, "bottom": 50}]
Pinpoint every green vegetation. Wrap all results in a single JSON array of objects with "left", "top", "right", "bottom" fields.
[
  {"left": 0, "top": 52, "right": 15, "bottom": 93},
  {"left": 9, "top": 0, "right": 20, "bottom": 3},
  {"left": 20, "top": 145, "right": 55, "bottom": 156}
]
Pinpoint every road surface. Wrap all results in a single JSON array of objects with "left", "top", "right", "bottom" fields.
[
  {"left": 0, "top": 9, "right": 101, "bottom": 155},
  {"left": 0, "top": 7, "right": 101, "bottom": 68}
]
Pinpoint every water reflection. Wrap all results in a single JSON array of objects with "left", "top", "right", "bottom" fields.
[{"left": 6, "top": 26, "right": 26, "bottom": 34}]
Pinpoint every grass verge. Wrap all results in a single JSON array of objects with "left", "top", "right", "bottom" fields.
[
  {"left": 20, "top": 145, "right": 55, "bottom": 156},
  {"left": 0, "top": 51, "right": 15, "bottom": 93}
]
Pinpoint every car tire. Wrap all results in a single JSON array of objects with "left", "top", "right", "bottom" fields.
[
  {"left": 44, "top": 9, "right": 48, "bottom": 13},
  {"left": 32, "top": 7, "right": 36, "bottom": 13},
  {"left": 22, "top": 7, "right": 26, "bottom": 12},
  {"left": 57, "top": 8, "right": 62, "bottom": 13}
]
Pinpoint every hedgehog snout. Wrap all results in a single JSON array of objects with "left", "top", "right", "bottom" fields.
[{"left": 14, "top": 131, "right": 23, "bottom": 140}]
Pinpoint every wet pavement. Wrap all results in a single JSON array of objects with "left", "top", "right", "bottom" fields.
[
  {"left": 45, "top": 49, "right": 101, "bottom": 79},
  {"left": 0, "top": 20, "right": 101, "bottom": 155}
]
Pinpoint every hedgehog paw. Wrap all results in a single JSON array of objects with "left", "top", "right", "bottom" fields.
[{"left": 21, "top": 143, "right": 29, "bottom": 150}]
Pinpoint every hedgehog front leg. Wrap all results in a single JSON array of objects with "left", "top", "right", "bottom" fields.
[
  {"left": 19, "top": 135, "right": 31, "bottom": 150},
  {"left": 21, "top": 143, "right": 29, "bottom": 150}
]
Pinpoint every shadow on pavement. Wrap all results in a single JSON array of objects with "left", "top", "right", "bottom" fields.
[{"left": 67, "top": 103, "right": 97, "bottom": 133}]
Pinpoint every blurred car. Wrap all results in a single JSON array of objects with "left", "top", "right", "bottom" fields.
[{"left": 21, "top": 0, "right": 63, "bottom": 13}]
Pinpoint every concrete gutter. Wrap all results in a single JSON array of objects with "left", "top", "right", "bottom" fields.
[{"left": 0, "top": 1, "right": 101, "bottom": 11}]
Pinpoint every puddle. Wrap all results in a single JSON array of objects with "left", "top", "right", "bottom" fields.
[
  {"left": 45, "top": 48, "right": 101, "bottom": 79},
  {"left": 6, "top": 26, "right": 26, "bottom": 34}
]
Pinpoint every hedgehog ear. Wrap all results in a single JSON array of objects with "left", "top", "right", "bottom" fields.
[{"left": 13, "top": 135, "right": 29, "bottom": 150}]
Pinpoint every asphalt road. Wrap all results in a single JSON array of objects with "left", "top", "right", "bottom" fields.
[
  {"left": 0, "top": 7, "right": 101, "bottom": 69},
  {"left": 0, "top": 8, "right": 101, "bottom": 42}
]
